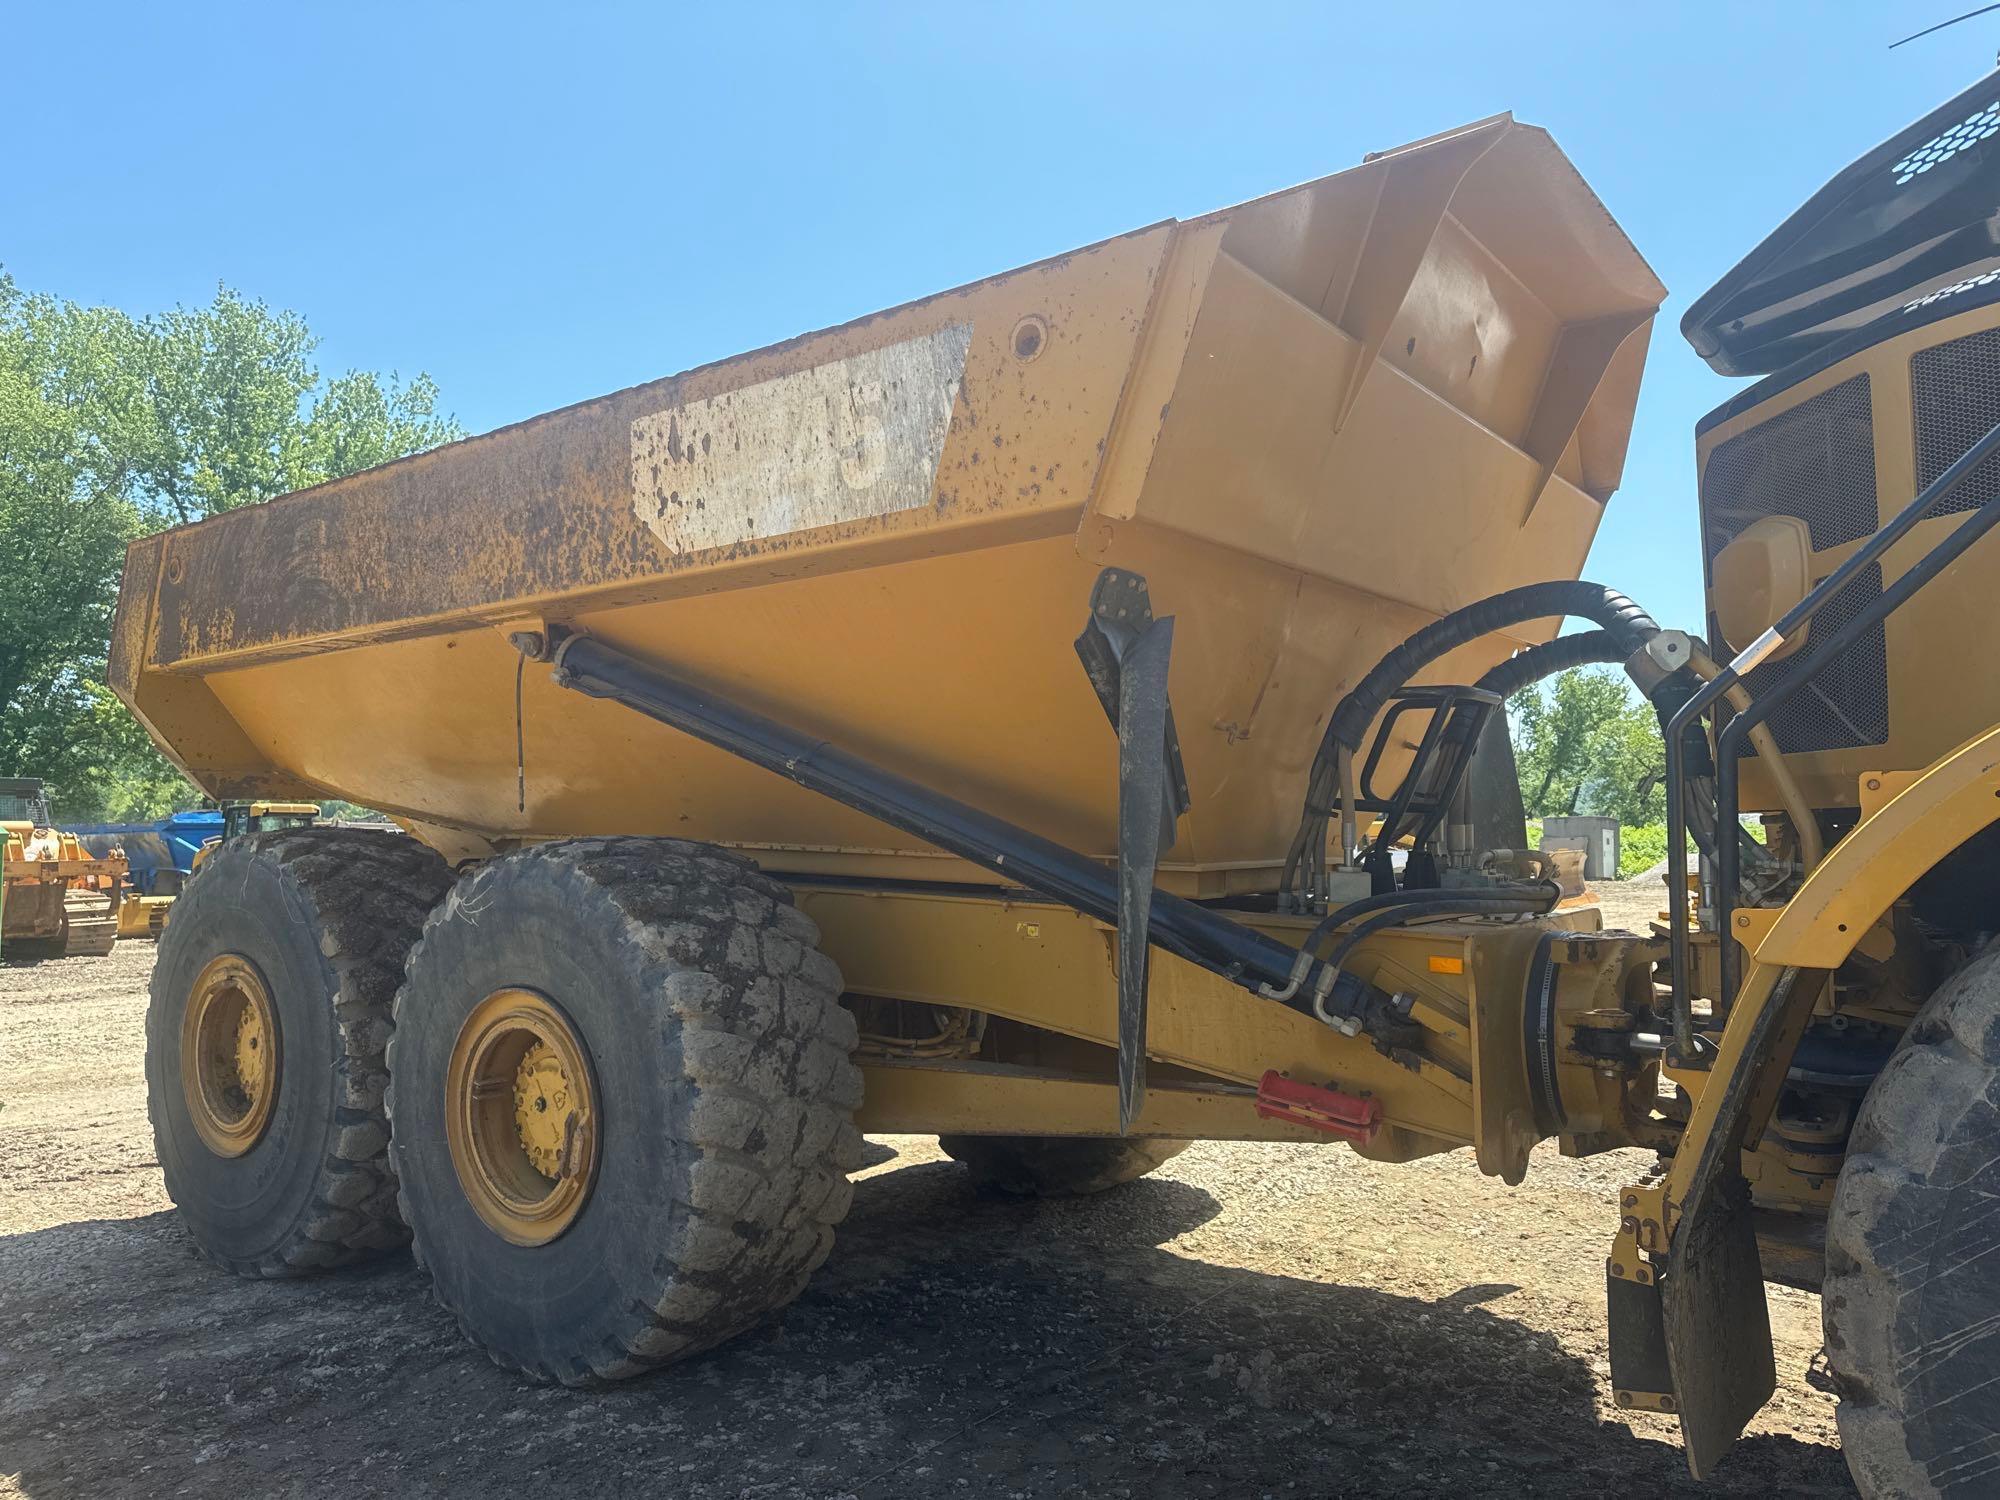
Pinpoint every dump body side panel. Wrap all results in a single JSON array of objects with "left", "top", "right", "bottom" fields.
[{"left": 118, "top": 229, "right": 1171, "bottom": 676}]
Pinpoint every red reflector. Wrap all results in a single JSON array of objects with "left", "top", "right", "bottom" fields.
[{"left": 1254, "top": 1070, "right": 1383, "bottom": 1144}]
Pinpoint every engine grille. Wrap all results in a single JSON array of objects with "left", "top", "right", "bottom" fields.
[
  {"left": 1701, "top": 374, "right": 1889, "bottom": 754},
  {"left": 1912, "top": 324, "right": 2000, "bottom": 516},
  {"left": 1718, "top": 565, "right": 1891, "bottom": 755},
  {"left": 1702, "top": 375, "right": 1877, "bottom": 556}
]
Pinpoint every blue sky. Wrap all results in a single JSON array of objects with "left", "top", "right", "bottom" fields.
[{"left": 5, "top": 2, "right": 1985, "bottom": 635}]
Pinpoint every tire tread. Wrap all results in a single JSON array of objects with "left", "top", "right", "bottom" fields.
[
  {"left": 387, "top": 835, "right": 861, "bottom": 1384},
  {"left": 1825, "top": 944, "right": 2000, "bottom": 1499},
  {"left": 147, "top": 826, "right": 450, "bottom": 1278}
]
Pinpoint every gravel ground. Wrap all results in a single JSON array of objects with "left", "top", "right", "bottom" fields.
[{"left": 0, "top": 895, "right": 1854, "bottom": 1498}]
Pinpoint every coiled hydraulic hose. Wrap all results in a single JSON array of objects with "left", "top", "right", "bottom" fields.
[
  {"left": 1324, "top": 582, "right": 1660, "bottom": 757},
  {"left": 1468, "top": 630, "right": 1809, "bottom": 891},
  {"left": 1285, "top": 583, "right": 1662, "bottom": 903},
  {"left": 1472, "top": 629, "right": 1622, "bottom": 700},
  {"left": 1477, "top": 632, "right": 1817, "bottom": 881}
]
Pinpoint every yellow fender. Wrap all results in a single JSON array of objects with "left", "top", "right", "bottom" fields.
[
  {"left": 1673, "top": 722, "right": 2000, "bottom": 1209},
  {"left": 1658, "top": 723, "right": 2000, "bottom": 1475}
]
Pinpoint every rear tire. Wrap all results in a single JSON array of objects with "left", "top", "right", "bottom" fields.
[
  {"left": 1824, "top": 944, "right": 2000, "bottom": 1499},
  {"left": 145, "top": 827, "right": 451, "bottom": 1276},
  {"left": 939, "top": 1134, "right": 1189, "bottom": 1196},
  {"left": 387, "top": 837, "right": 862, "bottom": 1384}
]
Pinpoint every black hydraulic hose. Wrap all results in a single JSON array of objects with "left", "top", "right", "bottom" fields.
[
  {"left": 1326, "top": 581, "right": 1660, "bottom": 755},
  {"left": 1478, "top": 629, "right": 1717, "bottom": 851},
  {"left": 1285, "top": 583, "right": 1663, "bottom": 904},
  {"left": 1318, "top": 899, "right": 1540, "bottom": 980},
  {"left": 1475, "top": 629, "right": 1726, "bottom": 867},
  {"left": 1447, "top": 630, "right": 1627, "bottom": 776},
  {"left": 547, "top": 632, "right": 1314, "bottom": 1001},
  {"left": 1298, "top": 881, "right": 1560, "bottom": 958},
  {"left": 1663, "top": 695, "right": 1709, "bottom": 1061},
  {"left": 1473, "top": 630, "right": 1622, "bottom": 699},
  {"left": 1475, "top": 629, "right": 1728, "bottom": 875}
]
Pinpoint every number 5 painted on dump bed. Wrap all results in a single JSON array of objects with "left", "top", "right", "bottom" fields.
[
  {"left": 836, "top": 379, "right": 889, "bottom": 491},
  {"left": 630, "top": 324, "right": 972, "bottom": 556}
]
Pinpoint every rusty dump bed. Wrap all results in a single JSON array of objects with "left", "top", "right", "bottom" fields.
[{"left": 112, "top": 115, "right": 1663, "bottom": 886}]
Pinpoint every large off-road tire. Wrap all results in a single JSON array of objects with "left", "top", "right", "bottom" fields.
[
  {"left": 938, "top": 1134, "right": 1189, "bottom": 1196},
  {"left": 1824, "top": 944, "right": 2000, "bottom": 1499},
  {"left": 145, "top": 827, "right": 452, "bottom": 1276},
  {"left": 60, "top": 886, "right": 119, "bottom": 957},
  {"left": 386, "top": 837, "right": 862, "bottom": 1384}
]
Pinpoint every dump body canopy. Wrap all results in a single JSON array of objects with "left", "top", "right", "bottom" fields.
[
  {"left": 1684, "top": 69, "right": 2000, "bottom": 378},
  {"left": 112, "top": 115, "right": 1663, "bottom": 891}
]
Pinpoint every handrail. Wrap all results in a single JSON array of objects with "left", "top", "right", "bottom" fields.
[{"left": 1666, "top": 416, "right": 2000, "bottom": 1060}]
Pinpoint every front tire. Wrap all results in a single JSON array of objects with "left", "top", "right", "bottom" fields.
[
  {"left": 1825, "top": 944, "right": 2000, "bottom": 1499},
  {"left": 387, "top": 837, "right": 861, "bottom": 1384},
  {"left": 145, "top": 827, "right": 451, "bottom": 1275}
]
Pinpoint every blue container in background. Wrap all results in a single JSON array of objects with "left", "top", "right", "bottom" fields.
[{"left": 66, "top": 810, "right": 224, "bottom": 896}]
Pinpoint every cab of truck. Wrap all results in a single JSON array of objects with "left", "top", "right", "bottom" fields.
[
  {"left": 220, "top": 801, "right": 321, "bottom": 841},
  {"left": 190, "top": 802, "right": 322, "bottom": 874}
]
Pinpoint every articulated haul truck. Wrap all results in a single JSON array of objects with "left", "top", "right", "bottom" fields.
[{"left": 113, "top": 79, "right": 2000, "bottom": 1494}]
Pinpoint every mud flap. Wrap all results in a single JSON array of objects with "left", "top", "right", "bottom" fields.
[
  {"left": 1663, "top": 1177, "right": 1774, "bottom": 1476},
  {"left": 1075, "top": 569, "right": 1190, "bottom": 1135},
  {"left": 1661, "top": 966, "right": 1814, "bottom": 1477},
  {"left": 1606, "top": 1265, "right": 1671, "bottom": 1401}
]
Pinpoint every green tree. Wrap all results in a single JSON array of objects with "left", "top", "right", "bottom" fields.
[
  {"left": 1509, "top": 665, "right": 1666, "bottom": 825},
  {"left": 0, "top": 272, "right": 461, "bottom": 820}
]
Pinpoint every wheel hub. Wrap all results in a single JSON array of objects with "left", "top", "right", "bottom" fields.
[
  {"left": 445, "top": 989, "right": 598, "bottom": 1246},
  {"left": 512, "top": 1040, "right": 575, "bottom": 1180},
  {"left": 234, "top": 1005, "right": 270, "bottom": 1104},
  {"left": 180, "top": 953, "right": 281, "bottom": 1157}
]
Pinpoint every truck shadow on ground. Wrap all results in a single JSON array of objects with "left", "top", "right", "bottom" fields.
[{"left": 0, "top": 1147, "right": 1853, "bottom": 1499}]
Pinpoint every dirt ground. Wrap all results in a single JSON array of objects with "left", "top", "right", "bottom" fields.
[{"left": 0, "top": 880, "right": 1856, "bottom": 1498}]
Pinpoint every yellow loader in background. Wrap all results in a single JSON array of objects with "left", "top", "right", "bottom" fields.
[
  {"left": 104, "top": 78, "right": 2000, "bottom": 1494},
  {"left": 1, "top": 778, "right": 123, "bottom": 959},
  {"left": 115, "top": 890, "right": 172, "bottom": 940}
]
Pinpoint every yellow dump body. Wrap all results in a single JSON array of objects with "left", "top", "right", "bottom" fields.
[{"left": 112, "top": 116, "right": 1662, "bottom": 885}]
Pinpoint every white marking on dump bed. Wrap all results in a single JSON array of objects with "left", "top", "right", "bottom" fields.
[{"left": 630, "top": 324, "right": 972, "bottom": 555}]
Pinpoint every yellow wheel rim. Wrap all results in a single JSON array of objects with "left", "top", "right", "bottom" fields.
[
  {"left": 180, "top": 953, "right": 281, "bottom": 1157},
  {"left": 444, "top": 989, "right": 598, "bottom": 1246}
]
